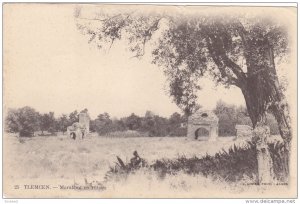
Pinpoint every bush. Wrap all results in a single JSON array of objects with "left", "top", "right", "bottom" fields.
[
  {"left": 268, "top": 141, "right": 289, "bottom": 181},
  {"left": 151, "top": 142, "right": 257, "bottom": 182},
  {"left": 151, "top": 141, "right": 288, "bottom": 182},
  {"left": 105, "top": 141, "right": 288, "bottom": 184},
  {"left": 104, "top": 151, "right": 148, "bottom": 181}
]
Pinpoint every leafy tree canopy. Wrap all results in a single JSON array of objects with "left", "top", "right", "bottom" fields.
[{"left": 74, "top": 6, "right": 292, "bottom": 143}]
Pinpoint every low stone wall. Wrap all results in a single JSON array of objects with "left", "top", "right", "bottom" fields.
[{"left": 235, "top": 125, "right": 253, "bottom": 137}]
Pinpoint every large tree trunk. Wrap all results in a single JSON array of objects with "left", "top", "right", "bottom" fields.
[
  {"left": 242, "top": 81, "right": 291, "bottom": 183},
  {"left": 241, "top": 85, "right": 274, "bottom": 184},
  {"left": 241, "top": 74, "right": 291, "bottom": 144},
  {"left": 239, "top": 40, "right": 292, "bottom": 183},
  {"left": 206, "top": 28, "right": 292, "bottom": 183}
]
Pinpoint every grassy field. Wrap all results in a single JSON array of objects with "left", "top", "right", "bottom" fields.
[{"left": 3, "top": 133, "right": 291, "bottom": 198}]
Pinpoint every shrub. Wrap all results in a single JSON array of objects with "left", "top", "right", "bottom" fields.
[
  {"left": 268, "top": 141, "right": 289, "bottom": 181},
  {"left": 151, "top": 142, "right": 258, "bottom": 182},
  {"left": 104, "top": 151, "right": 148, "bottom": 181},
  {"left": 105, "top": 141, "right": 288, "bottom": 184},
  {"left": 151, "top": 141, "right": 288, "bottom": 182}
]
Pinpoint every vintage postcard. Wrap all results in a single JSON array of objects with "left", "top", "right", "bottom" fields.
[{"left": 3, "top": 3, "right": 297, "bottom": 198}]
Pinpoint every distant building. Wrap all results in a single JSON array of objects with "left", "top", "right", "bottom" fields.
[
  {"left": 187, "top": 110, "right": 219, "bottom": 141},
  {"left": 79, "top": 112, "right": 90, "bottom": 135},
  {"left": 67, "top": 112, "right": 90, "bottom": 140}
]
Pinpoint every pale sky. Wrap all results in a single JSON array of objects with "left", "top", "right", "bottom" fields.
[{"left": 5, "top": 4, "right": 294, "bottom": 119}]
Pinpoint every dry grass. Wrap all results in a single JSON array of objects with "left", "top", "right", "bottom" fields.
[{"left": 3, "top": 133, "right": 290, "bottom": 198}]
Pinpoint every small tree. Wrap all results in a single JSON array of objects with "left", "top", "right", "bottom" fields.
[
  {"left": 57, "top": 114, "right": 69, "bottom": 134},
  {"left": 40, "top": 112, "right": 56, "bottom": 135},
  {"left": 69, "top": 110, "right": 79, "bottom": 125},
  {"left": 140, "top": 113, "right": 155, "bottom": 135},
  {"left": 124, "top": 113, "right": 141, "bottom": 130},
  {"left": 92, "top": 112, "right": 119, "bottom": 135},
  {"left": 169, "top": 112, "right": 182, "bottom": 125},
  {"left": 97, "top": 112, "right": 111, "bottom": 123},
  {"left": 5, "top": 107, "right": 40, "bottom": 137},
  {"left": 5, "top": 108, "right": 20, "bottom": 133}
]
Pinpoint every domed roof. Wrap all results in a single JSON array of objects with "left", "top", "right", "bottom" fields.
[{"left": 189, "top": 110, "right": 219, "bottom": 123}]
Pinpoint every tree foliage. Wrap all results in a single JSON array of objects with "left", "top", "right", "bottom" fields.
[
  {"left": 214, "top": 100, "right": 278, "bottom": 136},
  {"left": 75, "top": 7, "right": 291, "bottom": 144},
  {"left": 5, "top": 104, "right": 279, "bottom": 137},
  {"left": 56, "top": 114, "right": 69, "bottom": 134},
  {"left": 5, "top": 107, "right": 40, "bottom": 137},
  {"left": 40, "top": 112, "right": 56, "bottom": 134},
  {"left": 69, "top": 110, "right": 79, "bottom": 126}
]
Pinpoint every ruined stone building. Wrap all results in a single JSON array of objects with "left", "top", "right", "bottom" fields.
[
  {"left": 187, "top": 110, "right": 219, "bottom": 141},
  {"left": 67, "top": 112, "right": 90, "bottom": 140}
]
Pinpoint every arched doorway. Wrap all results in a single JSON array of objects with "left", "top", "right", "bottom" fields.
[
  {"left": 70, "top": 132, "right": 76, "bottom": 140},
  {"left": 187, "top": 110, "right": 219, "bottom": 141},
  {"left": 194, "top": 127, "right": 209, "bottom": 139}
]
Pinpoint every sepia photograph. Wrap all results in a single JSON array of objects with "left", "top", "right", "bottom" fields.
[{"left": 2, "top": 3, "right": 298, "bottom": 199}]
